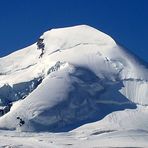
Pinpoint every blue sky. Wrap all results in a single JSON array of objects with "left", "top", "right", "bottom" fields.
[{"left": 0, "top": 0, "right": 148, "bottom": 62}]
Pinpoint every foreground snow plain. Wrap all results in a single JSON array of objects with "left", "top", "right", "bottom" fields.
[
  {"left": 0, "top": 25, "right": 148, "bottom": 147},
  {"left": 0, "top": 128, "right": 148, "bottom": 147}
]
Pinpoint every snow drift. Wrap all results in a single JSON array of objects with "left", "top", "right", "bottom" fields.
[{"left": 0, "top": 25, "right": 147, "bottom": 132}]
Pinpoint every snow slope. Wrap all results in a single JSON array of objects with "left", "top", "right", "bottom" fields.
[{"left": 0, "top": 25, "right": 148, "bottom": 137}]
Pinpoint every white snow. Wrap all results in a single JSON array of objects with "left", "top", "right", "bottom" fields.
[{"left": 0, "top": 25, "right": 148, "bottom": 147}]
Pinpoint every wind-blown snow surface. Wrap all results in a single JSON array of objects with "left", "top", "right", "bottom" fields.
[{"left": 0, "top": 25, "right": 148, "bottom": 146}]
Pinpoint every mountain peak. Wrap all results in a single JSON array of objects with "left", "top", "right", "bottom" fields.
[
  {"left": 41, "top": 25, "right": 116, "bottom": 54},
  {"left": 0, "top": 25, "right": 147, "bottom": 132}
]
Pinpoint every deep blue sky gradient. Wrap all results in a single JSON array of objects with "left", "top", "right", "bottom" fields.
[{"left": 0, "top": 0, "right": 148, "bottom": 62}]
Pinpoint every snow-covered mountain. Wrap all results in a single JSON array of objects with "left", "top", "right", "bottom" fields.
[{"left": 0, "top": 25, "right": 148, "bottom": 135}]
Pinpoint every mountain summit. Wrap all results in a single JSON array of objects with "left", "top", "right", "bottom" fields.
[{"left": 0, "top": 25, "right": 147, "bottom": 132}]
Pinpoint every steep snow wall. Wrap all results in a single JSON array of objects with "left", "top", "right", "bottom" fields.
[{"left": 120, "top": 80, "right": 148, "bottom": 105}]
